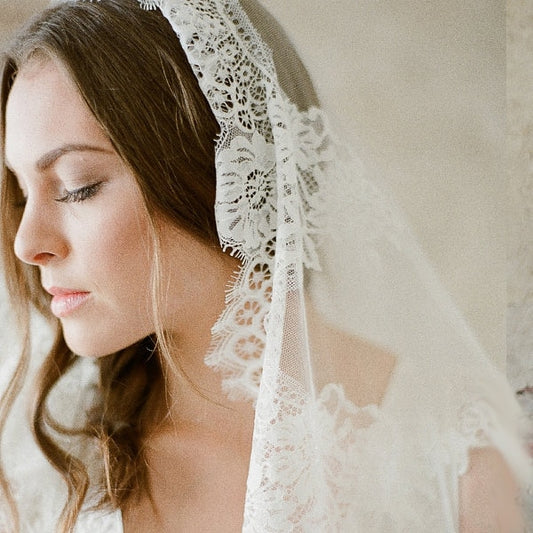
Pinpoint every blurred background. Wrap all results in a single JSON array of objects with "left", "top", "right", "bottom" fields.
[
  {"left": 0, "top": 0, "right": 530, "bottom": 393},
  {"left": 507, "top": 0, "right": 533, "bottom": 406}
]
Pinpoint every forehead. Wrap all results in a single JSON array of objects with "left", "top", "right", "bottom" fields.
[{"left": 4, "top": 58, "right": 110, "bottom": 171}]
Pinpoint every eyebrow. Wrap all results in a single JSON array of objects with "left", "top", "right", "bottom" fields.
[{"left": 34, "top": 143, "right": 114, "bottom": 172}]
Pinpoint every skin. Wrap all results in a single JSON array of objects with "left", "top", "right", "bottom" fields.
[{"left": 5, "top": 58, "right": 254, "bottom": 532}]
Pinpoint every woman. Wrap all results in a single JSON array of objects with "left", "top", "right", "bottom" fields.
[{"left": 0, "top": 0, "right": 530, "bottom": 531}]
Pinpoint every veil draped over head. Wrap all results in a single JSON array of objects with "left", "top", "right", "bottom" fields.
[
  {"left": 138, "top": 0, "right": 531, "bottom": 529},
  {"left": 1, "top": 0, "right": 532, "bottom": 531}
]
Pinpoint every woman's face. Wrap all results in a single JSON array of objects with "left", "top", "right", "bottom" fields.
[{"left": 4, "top": 59, "right": 229, "bottom": 357}]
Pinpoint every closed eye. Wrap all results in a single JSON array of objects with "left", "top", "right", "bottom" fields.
[{"left": 55, "top": 181, "right": 104, "bottom": 203}]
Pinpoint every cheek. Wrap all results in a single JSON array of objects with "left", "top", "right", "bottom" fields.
[
  {"left": 101, "top": 210, "right": 153, "bottom": 288},
  {"left": 61, "top": 200, "right": 156, "bottom": 357},
  {"left": 79, "top": 194, "right": 153, "bottom": 290}
]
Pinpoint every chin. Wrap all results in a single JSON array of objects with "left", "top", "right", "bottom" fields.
[
  {"left": 62, "top": 325, "right": 144, "bottom": 359},
  {"left": 64, "top": 338, "right": 117, "bottom": 359}
]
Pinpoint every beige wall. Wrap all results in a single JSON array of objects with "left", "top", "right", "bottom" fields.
[
  {"left": 0, "top": 0, "right": 507, "bottom": 366},
  {"left": 0, "top": 0, "right": 48, "bottom": 42},
  {"left": 507, "top": 0, "right": 533, "bottom": 390}
]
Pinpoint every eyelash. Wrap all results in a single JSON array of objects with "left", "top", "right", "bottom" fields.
[{"left": 55, "top": 181, "right": 104, "bottom": 203}]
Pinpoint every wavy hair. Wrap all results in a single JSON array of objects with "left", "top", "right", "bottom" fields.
[{"left": 0, "top": 1, "right": 219, "bottom": 531}]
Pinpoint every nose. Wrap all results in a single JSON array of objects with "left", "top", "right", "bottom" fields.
[{"left": 13, "top": 200, "right": 68, "bottom": 266}]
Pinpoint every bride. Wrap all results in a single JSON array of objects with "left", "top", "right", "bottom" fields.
[{"left": 0, "top": 1, "right": 530, "bottom": 531}]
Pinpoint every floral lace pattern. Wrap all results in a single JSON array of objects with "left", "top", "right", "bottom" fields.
[
  {"left": 140, "top": 0, "right": 339, "bottom": 402},
  {"left": 243, "top": 373, "right": 529, "bottom": 533},
  {"left": 140, "top": 0, "right": 414, "bottom": 403}
]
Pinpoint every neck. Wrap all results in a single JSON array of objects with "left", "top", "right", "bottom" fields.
[
  {"left": 158, "top": 345, "right": 256, "bottom": 443},
  {"left": 148, "top": 245, "right": 255, "bottom": 445}
]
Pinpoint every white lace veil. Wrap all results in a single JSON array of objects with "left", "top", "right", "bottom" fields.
[
  {"left": 1, "top": 0, "right": 531, "bottom": 530},
  {"left": 128, "top": 1, "right": 532, "bottom": 530}
]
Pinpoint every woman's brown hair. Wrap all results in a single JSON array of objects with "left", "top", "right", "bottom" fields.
[{"left": 0, "top": 1, "right": 220, "bottom": 531}]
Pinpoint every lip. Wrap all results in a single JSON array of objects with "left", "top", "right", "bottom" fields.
[{"left": 45, "top": 287, "right": 91, "bottom": 318}]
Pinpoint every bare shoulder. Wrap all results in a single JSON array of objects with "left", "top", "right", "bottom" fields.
[{"left": 459, "top": 447, "right": 525, "bottom": 533}]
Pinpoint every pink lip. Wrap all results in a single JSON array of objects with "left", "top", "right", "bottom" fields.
[{"left": 45, "top": 287, "right": 91, "bottom": 318}]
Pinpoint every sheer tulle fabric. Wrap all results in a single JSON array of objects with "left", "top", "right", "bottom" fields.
[{"left": 1, "top": 0, "right": 531, "bottom": 531}]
